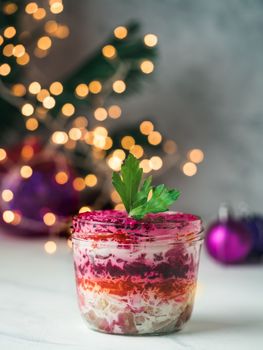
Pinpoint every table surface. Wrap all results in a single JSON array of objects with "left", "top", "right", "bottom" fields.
[{"left": 0, "top": 234, "right": 262, "bottom": 350}]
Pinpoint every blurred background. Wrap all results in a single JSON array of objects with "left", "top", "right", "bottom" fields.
[{"left": 0, "top": 0, "right": 263, "bottom": 258}]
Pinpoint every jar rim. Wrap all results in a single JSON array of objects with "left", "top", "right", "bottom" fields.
[{"left": 72, "top": 210, "right": 203, "bottom": 244}]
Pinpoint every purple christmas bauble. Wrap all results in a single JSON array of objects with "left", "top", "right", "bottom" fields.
[
  {"left": 241, "top": 215, "right": 263, "bottom": 257},
  {"left": 0, "top": 156, "right": 80, "bottom": 236},
  {"left": 205, "top": 220, "right": 253, "bottom": 264}
]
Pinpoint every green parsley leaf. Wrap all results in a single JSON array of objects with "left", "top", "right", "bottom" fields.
[
  {"left": 112, "top": 154, "right": 143, "bottom": 213},
  {"left": 129, "top": 184, "right": 180, "bottom": 219},
  {"left": 112, "top": 154, "right": 180, "bottom": 219}
]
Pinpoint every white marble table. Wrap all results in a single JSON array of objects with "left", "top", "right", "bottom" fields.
[{"left": 0, "top": 234, "right": 262, "bottom": 350}]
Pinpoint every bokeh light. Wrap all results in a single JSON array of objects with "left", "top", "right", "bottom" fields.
[
  {"left": 94, "top": 107, "right": 107, "bottom": 121},
  {"left": 89, "top": 80, "right": 102, "bottom": 94},
  {"left": 188, "top": 149, "right": 204, "bottom": 164},
  {"left": 114, "top": 26, "right": 128, "bottom": 39},
  {"left": 43, "top": 212, "right": 56, "bottom": 226},
  {"left": 21, "top": 103, "right": 34, "bottom": 116},
  {"left": 1, "top": 189, "right": 14, "bottom": 202},
  {"left": 140, "top": 121, "right": 154, "bottom": 135},
  {"left": 55, "top": 171, "right": 68, "bottom": 185},
  {"left": 144, "top": 33, "right": 158, "bottom": 47},
  {"left": 44, "top": 240, "right": 57, "bottom": 254},
  {"left": 140, "top": 60, "right": 154, "bottom": 74},
  {"left": 182, "top": 162, "right": 197, "bottom": 176},
  {"left": 112, "top": 80, "right": 126, "bottom": 93},
  {"left": 108, "top": 105, "right": 121, "bottom": 119},
  {"left": 85, "top": 174, "right": 97, "bottom": 187},
  {"left": 49, "top": 81, "right": 63, "bottom": 95},
  {"left": 148, "top": 131, "right": 162, "bottom": 145},
  {"left": 20, "top": 165, "right": 33, "bottom": 179},
  {"left": 25, "top": 118, "right": 39, "bottom": 131},
  {"left": 61, "top": 103, "right": 75, "bottom": 117},
  {"left": 51, "top": 131, "right": 68, "bottom": 144}
]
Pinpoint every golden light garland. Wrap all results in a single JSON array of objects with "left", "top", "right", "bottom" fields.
[{"left": 0, "top": 6, "right": 205, "bottom": 251}]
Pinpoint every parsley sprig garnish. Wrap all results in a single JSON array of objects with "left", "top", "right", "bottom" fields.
[{"left": 112, "top": 154, "right": 180, "bottom": 219}]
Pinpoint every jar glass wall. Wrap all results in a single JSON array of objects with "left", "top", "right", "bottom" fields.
[{"left": 72, "top": 210, "right": 203, "bottom": 335}]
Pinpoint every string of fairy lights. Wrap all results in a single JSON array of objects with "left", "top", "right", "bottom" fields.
[{"left": 0, "top": 1, "right": 204, "bottom": 254}]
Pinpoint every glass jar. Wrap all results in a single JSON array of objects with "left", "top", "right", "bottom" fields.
[{"left": 72, "top": 210, "right": 203, "bottom": 335}]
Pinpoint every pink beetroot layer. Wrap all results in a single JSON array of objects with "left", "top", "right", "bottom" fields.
[{"left": 72, "top": 210, "right": 202, "bottom": 243}]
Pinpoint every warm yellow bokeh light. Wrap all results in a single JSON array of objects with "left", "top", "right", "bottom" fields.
[
  {"left": 37, "top": 89, "right": 50, "bottom": 102},
  {"left": 89, "top": 80, "right": 102, "bottom": 94},
  {"left": 112, "top": 80, "right": 126, "bottom": 94},
  {"left": 114, "top": 26, "right": 128, "bottom": 39},
  {"left": 4, "top": 26, "right": 16, "bottom": 39},
  {"left": 0, "top": 35, "right": 3, "bottom": 45},
  {"left": 51, "top": 131, "right": 68, "bottom": 144},
  {"left": 45, "top": 20, "right": 58, "bottom": 34},
  {"left": 16, "top": 52, "right": 30, "bottom": 65},
  {"left": 103, "top": 137, "right": 113, "bottom": 150},
  {"left": 93, "top": 126, "right": 108, "bottom": 137},
  {"left": 43, "top": 213, "right": 56, "bottom": 226},
  {"left": 61, "top": 103, "right": 75, "bottom": 117},
  {"left": 108, "top": 105, "right": 121, "bottom": 119},
  {"left": 148, "top": 131, "right": 162, "bottom": 145},
  {"left": 163, "top": 140, "right": 177, "bottom": 154},
  {"left": 68, "top": 128, "right": 82, "bottom": 141},
  {"left": 140, "top": 60, "right": 154, "bottom": 74},
  {"left": 121, "top": 136, "right": 135, "bottom": 150},
  {"left": 107, "top": 156, "right": 123, "bottom": 171},
  {"left": 182, "top": 162, "right": 197, "bottom": 176},
  {"left": 56, "top": 25, "right": 70, "bottom": 39},
  {"left": 85, "top": 174, "right": 97, "bottom": 187},
  {"left": 49, "top": 81, "right": 63, "bottom": 95},
  {"left": 72, "top": 177, "right": 86, "bottom": 191},
  {"left": 75, "top": 83, "right": 89, "bottom": 98},
  {"left": 12, "top": 83, "right": 26, "bottom": 97},
  {"left": 102, "top": 45, "right": 116, "bottom": 59},
  {"left": 130, "top": 145, "right": 144, "bottom": 159},
  {"left": 111, "top": 190, "right": 121, "bottom": 203},
  {"left": 113, "top": 149, "right": 126, "bottom": 160},
  {"left": 20, "top": 165, "right": 33, "bottom": 179},
  {"left": 26, "top": 118, "right": 39, "bottom": 131},
  {"left": 3, "top": 44, "right": 14, "bottom": 57},
  {"left": 12, "top": 44, "right": 25, "bottom": 58},
  {"left": 188, "top": 149, "right": 204, "bottom": 164},
  {"left": 74, "top": 116, "right": 88, "bottom": 128},
  {"left": 114, "top": 203, "right": 125, "bottom": 211},
  {"left": 21, "top": 145, "right": 34, "bottom": 160},
  {"left": 144, "top": 33, "right": 158, "bottom": 47},
  {"left": 44, "top": 240, "right": 57, "bottom": 254},
  {"left": 0, "top": 148, "right": 7, "bottom": 162},
  {"left": 55, "top": 171, "right": 69, "bottom": 185},
  {"left": 3, "top": 2, "right": 18, "bottom": 15},
  {"left": 139, "top": 159, "right": 151, "bottom": 173},
  {"left": 1, "top": 189, "right": 14, "bottom": 202},
  {"left": 37, "top": 36, "right": 52, "bottom": 50},
  {"left": 140, "top": 121, "right": 154, "bottom": 135},
  {"left": 25, "top": 2, "right": 38, "bottom": 14},
  {"left": 50, "top": 2, "right": 64, "bottom": 14},
  {"left": 0, "top": 63, "right": 11, "bottom": 76},
  {"left": 2, "top": 210, "right": 15, "bottom": 223},
  {"left": 149, "top": 156, "right": 163, "bottom": 170},
  {"left": 43, "top": 96, "right": 56, "bottom": 109},
  {"left": 33, "top": 8, "right": 46, "bottom": 20},
  {"left": 29, "top": 81, "right": 41, "bottom": 94},
  {"left": 21, "top": 103, "right": 34, "bottom": 117},
  {"left": 79, "top": 206, "right": 91, "bottom": 213},
  {"left": 94, "top": 107, "right": 107, "bottom": 121}
]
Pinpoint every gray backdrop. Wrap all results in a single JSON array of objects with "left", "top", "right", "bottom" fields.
[{"left": 33, "top": 0, "right": 263, "bottom": 220}]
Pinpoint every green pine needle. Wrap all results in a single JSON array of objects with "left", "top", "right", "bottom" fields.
[{"left": 112, "top": 154, "right": 180, "bottom": 219}]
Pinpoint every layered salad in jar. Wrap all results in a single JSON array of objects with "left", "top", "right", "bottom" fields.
[{"left": 72, "top": 154, "right": 203, "bottom": 335}]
